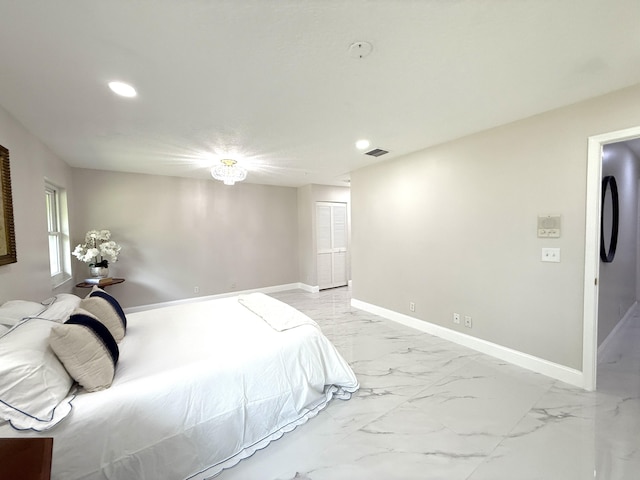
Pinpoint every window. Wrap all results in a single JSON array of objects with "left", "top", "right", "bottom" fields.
[{"left": 45, "top": 182, "right": 71, "bottom": 286}]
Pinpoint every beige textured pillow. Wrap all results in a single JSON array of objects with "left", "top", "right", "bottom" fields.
[
  {"left": 79, "top": 297, "right": 125, "bottom": 342},
  {"left": 49, "top": 312, "right": 119, "bottom": 392}
]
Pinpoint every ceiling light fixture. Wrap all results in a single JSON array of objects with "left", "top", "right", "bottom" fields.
[
  {"left": 210, "top": 159, "right": 247, "bottom": 186},
  {"left": 108, "top": 81, "right": 137, "bottom": 98},
  {"left": 355, "top": 139, "right": 370, "bottom": 150}
]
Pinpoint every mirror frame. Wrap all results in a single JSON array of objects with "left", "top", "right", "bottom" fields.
[{"left": 600, "top": 175, "right": 619, "bottom": 263}]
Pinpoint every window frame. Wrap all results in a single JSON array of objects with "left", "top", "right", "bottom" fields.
[{"left": 45, "top": 181, "right": 71, "bottom": 287}]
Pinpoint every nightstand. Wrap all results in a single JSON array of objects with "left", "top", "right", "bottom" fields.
[
  {"left": 0, "top": 437, "right": 53, "bottom": 480},
  {"left": 75, "top": 278, "right": 125, "bottom": 289}
]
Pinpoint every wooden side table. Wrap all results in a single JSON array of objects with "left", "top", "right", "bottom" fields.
[
  {"left": 75, "top": 278, "right": 125, "bottom": 289},
  {"left": 0, "top": 437, "right": 53, "bottom": 480}
]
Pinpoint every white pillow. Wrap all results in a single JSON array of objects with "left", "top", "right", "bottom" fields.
[
  {"left": 38, "top": 294, "right": 81, "bottom": 322},
  {"left": 0, "top": 300, "right": 47, "bottom": 326},
  {"left": 49, "top": 312, "right": 119, "bottom": 392},
  {"left": 0, "top": 319, "right": 75, "bottom": 431}
]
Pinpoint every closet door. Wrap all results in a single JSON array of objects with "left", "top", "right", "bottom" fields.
[{"left": 316, "top": 202, "right": 348, "bottom": 290}]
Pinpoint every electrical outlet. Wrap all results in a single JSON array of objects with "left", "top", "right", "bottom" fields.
[
  {"left": 231, "top": 283, "right": 236, "bottom": 290},
  {"left": 409, "top": 302, "right": 415, "bottom": 312},
  {"left": 541, "top": 247, "right": 561, "bottom": 263},
  {"left": 464, "top": 315, "right": 472, "bottom": 328},
  {"left": 194, "top": 286, "right": 199, "bottom": 294},
  {"left": 453, "top": 313, "right": 460, "bottom": 324}
]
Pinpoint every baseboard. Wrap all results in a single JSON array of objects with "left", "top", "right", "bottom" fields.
[
  {"left": 598, "top": 300, "right": 638, "bottom": 359},
  {"left": 351, "top": 298, "right": 585, "bottom": 389},
  {"left": 297, "top": 283, "right": 320, "bottom": 293},
  {"left": 125, "top": 282, "right": 307, "bottom": 314}
]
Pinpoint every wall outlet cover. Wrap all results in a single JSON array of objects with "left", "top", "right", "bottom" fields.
[{"left": 541, "top": 247, "right": 561, "bottom": 263}]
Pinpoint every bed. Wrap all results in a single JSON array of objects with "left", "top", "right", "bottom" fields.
[{"left": 0, "top": 290, "right": 359, "bottom": 479}]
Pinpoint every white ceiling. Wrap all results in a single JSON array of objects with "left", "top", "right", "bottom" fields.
[{"left": 0, "top": 1, "right": 639, "bottom": 187}]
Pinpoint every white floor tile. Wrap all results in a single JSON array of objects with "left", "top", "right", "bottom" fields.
[{"left": 215, "top": 287, "right": 640, "bottom": 480}]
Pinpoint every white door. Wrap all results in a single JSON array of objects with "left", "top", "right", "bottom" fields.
[{"left": 316, "top": 202, "right": 348, "bottom": 290}]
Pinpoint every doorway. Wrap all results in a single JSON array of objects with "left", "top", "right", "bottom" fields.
[
  {"left": 583, "top": 125, "right": 640, "bottom": 390},
  {"left": 316, "top": 202, "right": 348, "bottom": 290}
]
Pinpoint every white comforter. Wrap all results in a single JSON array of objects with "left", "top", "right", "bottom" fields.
[{"left": 0, "top": 295, "right": 358, "bottom": 479}]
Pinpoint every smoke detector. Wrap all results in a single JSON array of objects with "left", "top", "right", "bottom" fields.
[{"left": 349, "top": 41, "right": 373, "bottom": 59}]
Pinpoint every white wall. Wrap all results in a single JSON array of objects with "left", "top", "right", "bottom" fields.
[
  {"left": 598, "top": 142, "right": 640, "bottom": 343},
  {"left": 71, "top": 169, "right": 299, "bottom": 308},
  {"left": 0, "top": 105, "right": 75, "bottom": 304},
  {"left": 297, "top": 184, "right": 313, "bottom": 286},
  {"left": 351, "top": 83, "right": 640, "bottom": 371}
]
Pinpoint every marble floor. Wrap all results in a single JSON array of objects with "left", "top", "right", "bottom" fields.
[{"left": 215, "top": 287, "right": 640, "bottom": 480}]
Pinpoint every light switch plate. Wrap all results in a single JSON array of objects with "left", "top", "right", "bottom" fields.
[{"left": 541, "top": 247, "right": 561, "bottom": 263}]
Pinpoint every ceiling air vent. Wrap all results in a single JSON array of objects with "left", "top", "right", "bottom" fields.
[{"left": 365, "top": 148, "right": 389, "bottom": 157}]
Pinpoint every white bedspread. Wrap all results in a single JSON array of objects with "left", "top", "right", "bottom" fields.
[
  {"left": 238, "top": 292, "right": 320, "bottom": 331},
  {"left": 0, "top": 295, "right": 358, "bottom": 480}
]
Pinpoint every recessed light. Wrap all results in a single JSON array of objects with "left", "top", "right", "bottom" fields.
[
  {"left": 108, "top": 81, "right": 137, "bottom": 98},
  {"left": 355, "top": 139, "right": 370, "bottom": 150}
]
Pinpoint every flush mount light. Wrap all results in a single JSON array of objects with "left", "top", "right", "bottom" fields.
[
  {"left": 108, "top": 81, "right": 137, "bottom": 98},
  {"left": 211, "top": 159, "right": 247, "bottom": 186},
  {"left": 355, "top": 139, "right": 370, "bottom": 150}
]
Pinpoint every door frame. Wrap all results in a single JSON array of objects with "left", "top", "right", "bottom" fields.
[{"left": 582, "top": 125, "right": 640, "bottom": 391}]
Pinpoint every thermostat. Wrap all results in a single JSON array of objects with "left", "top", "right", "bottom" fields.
[{"left": 538, "top": 215, "right": 561, "bottom": 238}]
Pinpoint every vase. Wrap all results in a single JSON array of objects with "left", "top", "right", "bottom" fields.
[{"left": 89, "top": 266, "right": 109, "bottom": 279}]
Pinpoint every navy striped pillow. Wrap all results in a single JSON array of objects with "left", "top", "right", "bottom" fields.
[
  {"left": 49, "top": 312, "right": 120, "bottom": 392},
  {"left": 90, "top": 290, "right": 127, "bottom": 330},
  {"left": 66, "top": 314, "right": 119, "bottom": 365}
]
